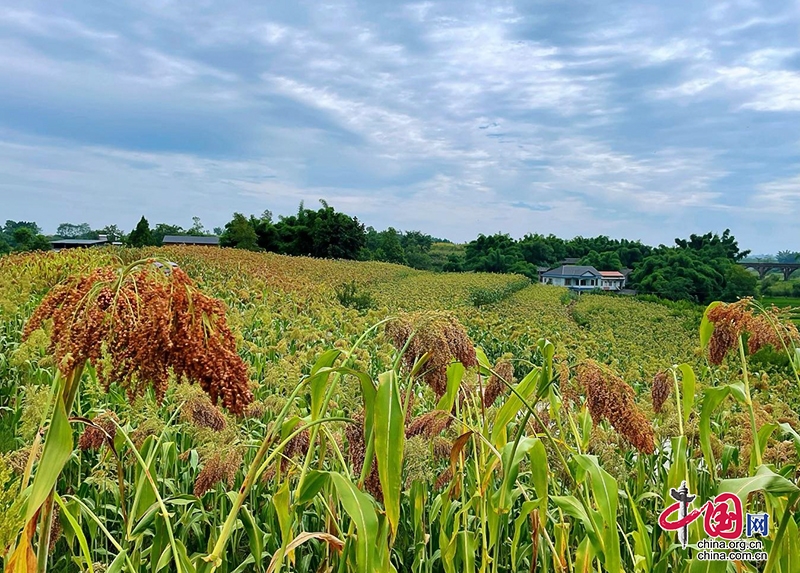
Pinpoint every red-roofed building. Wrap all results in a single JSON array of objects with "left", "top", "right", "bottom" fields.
[{"left": 599, "top": 271, "right": 626, "bottom": 291}]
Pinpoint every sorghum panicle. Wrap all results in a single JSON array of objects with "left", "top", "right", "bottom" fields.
[
  {"left": 651, "top": 371, "right": 671, "bottom": 414},
  {"left": 24, "top": 262, "right": 253, "bottom": 414},
  {"left": 577, "top": 361, "right": 655, "bottom": 454},
  {"left": 386, "top": 311, "right": 477, "bottom": 398}
]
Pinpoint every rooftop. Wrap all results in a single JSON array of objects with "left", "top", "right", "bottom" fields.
[
  {"left": 162, "top": 235, "right": 220, "bottom": 245},
  {"left": 541, "top": 265, "right": 601, "bottom": 277},
  {"left": 599, "top": 271, "right": 625, "bottom": 278},
  {"left": 50, "top": 238, "right": 108, "bottom": 246}
]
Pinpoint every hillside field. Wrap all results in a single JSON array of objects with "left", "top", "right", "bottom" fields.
[{"left": 0, "top": 247, "right": 799, "bottom": 573}]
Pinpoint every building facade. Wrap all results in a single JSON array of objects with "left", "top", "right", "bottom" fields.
[
  {"left": 540, "top": 265, "right": 603, "bottom": 291},
  {"left": 599, "top": 270, "right": 626, "bottom": 291}
]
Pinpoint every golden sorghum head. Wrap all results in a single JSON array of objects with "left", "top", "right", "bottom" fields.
[
  {"left": 432, "top": 437, "right": 453, "bottom": 460},
  {"left": 193, "top": 448, "right": 243, "bottom": 497},
  {"left": 706, "top": 300, "right": 752, "bottom": 364},
  {"left": 244, "top": 401, "right": 267, "bottom": 420},
  {"left": 130, "top": 417, "right": 164, "bottom": 450},
  {"left": 651, "top": 371, "right": 671, "bottom": 414},
  {"left": 576, "top": 361, "right": 655, "bottom": 454},
  {"left": 78, "top": 411, "right": 119, "bottom": 451},
  {"left": 48, "top": 506, "right": 61, "bottom": 553},
  {"left": 705, "top": 300, "right": 800, "bottom": 365},
  {"left": 404, "top": 436, "right": 437, "bottom": 487},
  {"left": 7, "top": 449, "right": 32, "bottom": 475},
  {"left": 385, "top": 311, "right": 477, "bottom": 398},
  {"left": 434, "top": 467, "right": 453, "bottom": 490},
  {"left": 483, "top": 360, "right": 513, "bottom": 408},
  {"left": 405, "top": 409, "right": 451, "bottom": 439},
  {"left": 23, "top": 262, "right": 253, "bottom": 414},
  {"left": 178, "top": 386, "right": 227, "bottom": 432}
]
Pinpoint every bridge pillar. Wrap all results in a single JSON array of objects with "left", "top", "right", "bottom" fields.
[
  {"left": 760, "top": 267, "right": 768, "bottom": 280},
  {"left": 784, "top": 267, "right": 794, "bottom": 281}
]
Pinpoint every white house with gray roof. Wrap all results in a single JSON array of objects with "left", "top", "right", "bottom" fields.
[{"left": 540, "top": 265, "right": 605, "bottom": 291}]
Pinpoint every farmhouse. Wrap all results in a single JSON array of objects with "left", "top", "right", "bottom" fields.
[
  {"left": 162, "top": 235, "right": 220, "bottom": 246},
  {"left": 51, "top": 235, "right": 110, "bottom": 250},
  {"left": 540, "top": 265, "right": 626, "bottom": 292},
  {"left": 599, "top": 270, "right": 626, "bottom": 291}
]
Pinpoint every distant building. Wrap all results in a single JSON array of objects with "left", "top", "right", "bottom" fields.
[
  {"left": 162, "top": 235, "right": 220, "bottom": 246},
  {"left": 540, "top": 265, "right": 627, "bottom": 292},
  {"left": 51, "top": 235, "right": 110, "bottom": 250},
  {"left": 599, "top": 270, "right": 626, "bottom": 291},
  {"left": 540, "top": 265, "right": 603, "bottom": 291},
  {"left": 536, "top": 266, "right": 551, "bottom": 282}
]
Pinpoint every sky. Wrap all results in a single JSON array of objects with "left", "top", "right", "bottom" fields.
[{"left": 0, "top": 0, "right": 798, "bottom": 252}]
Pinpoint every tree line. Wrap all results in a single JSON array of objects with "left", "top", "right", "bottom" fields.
[{"left": 2, "top": 200, "right": 782, "bottom": 304}]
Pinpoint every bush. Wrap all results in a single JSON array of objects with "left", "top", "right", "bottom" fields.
[
  {"left": 560, "top": 290, "right": 579, "bottom": 305},
  {"left": 334, "top": 281, "right": 375, "bottom": 312}
]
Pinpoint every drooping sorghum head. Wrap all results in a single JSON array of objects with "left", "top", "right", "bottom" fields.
[{"left": 24, "top": 261, "right": 253, "bottom": 414}]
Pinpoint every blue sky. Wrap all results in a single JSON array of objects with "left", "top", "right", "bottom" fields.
[{"left": 0, "top": 0, "right": 798, "bottom": 251}]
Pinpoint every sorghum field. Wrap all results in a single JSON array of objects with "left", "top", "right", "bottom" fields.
[{"left": 1, "top": 247, "right": 799, "bottom": 573}]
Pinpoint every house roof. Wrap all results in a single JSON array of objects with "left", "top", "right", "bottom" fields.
[
  {"left": 561, "top": 257, "right": 580, "bottom": 264},
  {"left": 162, "top": 235, "right": 220, "bottom": 245},
  {"left": 599, "top": 271, "right": 625, "bottom": 278},
  {"left": 50, "top": 238, "right": 108, "bottom": 246},
  {"left": 541, "top": 265, "right": 601, "bottom": 278}
]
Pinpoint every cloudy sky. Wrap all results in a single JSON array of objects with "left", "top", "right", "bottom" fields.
[{"left": 0, "top": 0, "right": 798, "bottom": 251}]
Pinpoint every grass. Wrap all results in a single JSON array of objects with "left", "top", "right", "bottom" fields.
[{"left": 762, "top": 296, "right": 800, "bottom": 307}]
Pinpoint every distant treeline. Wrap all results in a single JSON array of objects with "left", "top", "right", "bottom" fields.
[{"left": 2, "top": 199, "right": 777, "bottom": 304}]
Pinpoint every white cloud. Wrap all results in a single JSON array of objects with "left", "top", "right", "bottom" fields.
[
  {"left": 0, "top": 8, "right": 118, "bottom": 40},
  {"left": 755, "top": 173, "right": 800, "bottom": 212}
]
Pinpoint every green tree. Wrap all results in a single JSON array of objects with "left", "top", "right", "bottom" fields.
[
  {"left": 579, "top": 250, "right": 622, "bottom": 271},
  {"left": 721, "top": 265, "right": 757, "bottom": 301},
  {"left": 401, "top": 231, "right": 435, "bottom": 269},
  {"left": 98, "top": 225, "right": 124, "bottom": 242},
  {"left": 463, "top": 234, "right": 535, "bottom": 277},
  {"left": 56, "top": 223, "right": 93, "bottom": 238},
  {"left": 776, "top": 250, "right": 800, "bottom": 263},
  {"left": 151, "top": 223, "right": 185, "bottom": 245},
  {"left": 519, "top": 234, "right": 556, "bottom": 266},
  {"left": 251, "top": 211, "right": 280, "bottom": 252},
  {"left": 220, "top": 213, "right": 259, "bottom": 250},
  {"left": 674, "top": 229, "right": 749, "bottom": 261},
  {"left": 3, "top": 220, "right": 41, "bottom": 237},
  {"left": 188, "top": 217, "right": 206, "bottom": 236},
  {"left": 128, "top": 216, "right": 154, "bottom": 247},
  {"left": 631, "top": 250, "right": 727, "bottom": 303},
  {"left": 273, "top": 201, "right": 365, "bottom": 259},
  {"left": 12, "top": 227, "right": 52, "bottom": 252},
  {"left": 377, "top": 228, "right": 406, "bottom": 264}
]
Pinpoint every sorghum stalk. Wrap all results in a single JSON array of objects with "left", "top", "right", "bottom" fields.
[
  {"left": 671, "top": 368, "right": 684, "bottom": 437},
  {"left": 35, "top": 363, "right": 84, "bottom": 573},
  {"left": 204, "top": 380, "right": 308, "bottom": 568},
  {"left": 738, "top": 335, "right": 762, "bottom": 466}
]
